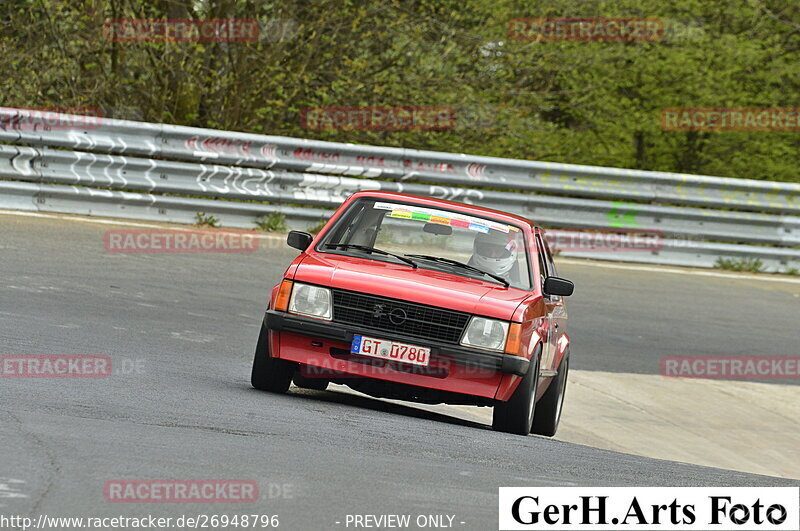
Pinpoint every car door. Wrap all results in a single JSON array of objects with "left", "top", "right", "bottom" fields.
[
  {"left": 536, "top": 230, "right": 566, "bottom": 376},
  {"left": 538, "top": 229, "right": 568, "bottom": 375},
  {"left": 534, "top": 230, "right": 558, "bottom": 375}
]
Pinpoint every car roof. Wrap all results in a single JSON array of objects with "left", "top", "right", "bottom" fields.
[{"left": 347, "top": 191, "right": 539, "bottom": 230}]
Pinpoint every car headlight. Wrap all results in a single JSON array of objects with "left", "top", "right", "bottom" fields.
[
  {"left": 460, "top": 316, "right": 509, "bottom": 352},
  {"left": 288, "top": 283, "right": 332, "bottom": 320}
]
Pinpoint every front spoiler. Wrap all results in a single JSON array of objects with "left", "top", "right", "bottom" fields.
[{"left": 264, "top": 310, "right": 529, "bottom": 376}]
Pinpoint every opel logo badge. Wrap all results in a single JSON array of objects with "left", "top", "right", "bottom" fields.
[{"left": 388, "top": 308, "right": 407, "bottom": 325}]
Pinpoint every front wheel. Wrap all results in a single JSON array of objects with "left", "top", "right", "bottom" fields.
[
  {"left": 492, "top": 349, "right": 540, "bottom": 436},
  {"left": 531, "top": 351, "right": 569, "bottom": 437},
  {"left": 293, "top": 370, "right": 329, "bottom": 391},
  {"left": 251, "top": 323, "right": 295, "bottom": 393}
]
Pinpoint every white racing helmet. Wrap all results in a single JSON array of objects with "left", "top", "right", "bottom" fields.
[{"left": 471, "top": 230, "right": 517, "bottom": 276}]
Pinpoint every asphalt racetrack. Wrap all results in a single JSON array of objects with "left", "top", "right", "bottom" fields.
[{"left": 1, "top": 212, "right": 798, "bottom": 530}]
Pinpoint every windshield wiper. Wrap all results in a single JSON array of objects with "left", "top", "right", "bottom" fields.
[
  {"left": 326, "top": 243, "right": 418, "bottom": 269},
  {"left": 405, "top": 254, "right": 509, "bottom": 287}
]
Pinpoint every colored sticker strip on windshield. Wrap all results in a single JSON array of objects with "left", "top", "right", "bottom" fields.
[
  {"left": 374, "top": 202, "right": 511, "bottom": 233},
  {"left": 389, "top": 210, "right": 412, "bottom": 219},
  {"left": 468, "top": 223, "right": 489, "bottom": 233}
]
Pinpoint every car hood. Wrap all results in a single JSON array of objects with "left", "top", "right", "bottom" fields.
[{"left": 292, "top": 253, "right": 531, "bottom": 320}]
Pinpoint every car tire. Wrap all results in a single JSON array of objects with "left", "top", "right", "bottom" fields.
[
  {"left": 492, "top": 347, "right": 541, "bottom": 436},
  {"left": 293, "top": 370, "right": 330, "bottom": 391},
  {"left": 251, "top": 323, "right": 295, "bottom": 393},
  {"left": 531, "top": 351, "right": 569, "bottom": 437}
]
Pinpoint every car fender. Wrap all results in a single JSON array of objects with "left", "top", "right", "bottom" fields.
[
  {"left": 268, "top": 253, "right": 309, "bottom": 309},
  {"left": 494, "top": 295, "right": 547, "bottom": 401},
  {"left": 494, "top": 331, "right": 543, "bottom": 402}
]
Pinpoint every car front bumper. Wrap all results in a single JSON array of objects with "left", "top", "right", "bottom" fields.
[{"left": 264, "top": 310, "right": 529, "bottom": 377}]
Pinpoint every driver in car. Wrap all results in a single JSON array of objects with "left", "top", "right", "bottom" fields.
[{"left": 468, "top": 230, "right": 520, "bottom": 285}]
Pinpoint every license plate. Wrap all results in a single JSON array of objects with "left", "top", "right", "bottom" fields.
[{"left": 351, "top": 335, "right": 431, "bottom": 367}]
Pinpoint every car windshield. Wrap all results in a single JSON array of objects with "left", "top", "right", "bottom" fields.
[{"left": 319, "top": 198, "right": 532, "bottom": 290}]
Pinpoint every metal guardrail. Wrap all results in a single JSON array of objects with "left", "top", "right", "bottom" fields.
[
  {"left": 0, "top": 107, "right": 798, "bottom": 273},
  {"left": 3, "top": 107, "right": 799, "bottom": 213},
  {"left": 4, "top": 180, "right": 798, "bottom": 272},
  {"left": 2, "top": 144, "right": 798, "bottom": 247}
]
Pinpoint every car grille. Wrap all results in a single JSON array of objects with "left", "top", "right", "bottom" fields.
[{"left": 331, "top": 289, "right": 470, "bottom": 344}]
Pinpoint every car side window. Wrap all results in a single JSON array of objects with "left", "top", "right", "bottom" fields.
[
  {"left": 535, "top": 233, "right": 549, "bottom": 291},
  {"left": 542, "top": 235, "right": 557, "bottom": 277}
]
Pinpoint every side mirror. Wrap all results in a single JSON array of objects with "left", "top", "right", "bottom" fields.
[
  {"left": 543, "top": 277, "right": 574, "bottom": 297},
  {"left": 287, "top": 230, "right": 313, "bottom": 252}
]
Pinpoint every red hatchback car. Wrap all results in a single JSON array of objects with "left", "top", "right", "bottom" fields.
[{"left": 251, "top": 191, "right": 574, "bottom": 436}]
